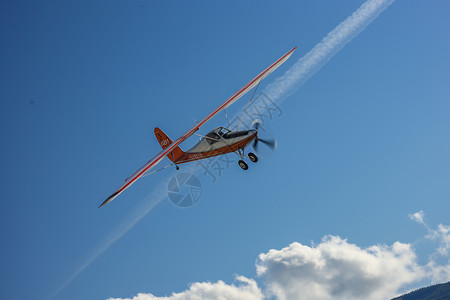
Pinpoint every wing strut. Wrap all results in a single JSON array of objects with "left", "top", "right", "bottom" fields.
[{"left": 236, "top": 78, "right": 262, "bottom": 131}]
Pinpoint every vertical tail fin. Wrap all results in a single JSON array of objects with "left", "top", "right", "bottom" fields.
[{"left": 154, "top": 127, "right": 184, "bottom": 163}]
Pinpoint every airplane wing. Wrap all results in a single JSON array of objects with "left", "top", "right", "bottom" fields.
[{"left": 100, "top": 47, "right": 297, "bottom": 207}]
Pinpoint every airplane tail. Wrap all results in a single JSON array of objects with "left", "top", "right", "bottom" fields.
[{"left": 154, "top": 127, "right": 184, "bottom": 163}]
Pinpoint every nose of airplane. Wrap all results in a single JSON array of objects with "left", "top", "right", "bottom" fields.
[{"left": 248, "top": 129, "right": 258, "bottom": 138}]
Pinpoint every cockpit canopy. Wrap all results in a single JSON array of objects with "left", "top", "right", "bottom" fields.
[
  {"left": 203, "top": 127, "right": 253, "bottom": 145},
  {"left": 186, "top": 126, "right": 256, "bottom": 153},
  {"left": 205, "top": 127, "right": 231, "bottom": 145}
]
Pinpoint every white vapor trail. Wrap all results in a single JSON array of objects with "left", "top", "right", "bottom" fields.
[
  {"left": 255, "top": 0, "right": 395, "bottom": 115},
  {"left": 48, "top": 183, "right": 167, "bottom": 300},
  {"left": 49, "top": 0, "right": 396, "bottom": 298}
]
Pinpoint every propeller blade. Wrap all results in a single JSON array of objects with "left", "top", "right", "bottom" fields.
[
  {"left": 257, "top": 138, "right": 277, "bottom": 150},
  {"left": 252, "top": 138, "right": 259, "bottom": 152},
  {"left": 251, "top": 119, "right": 276, "bottom": 153}
]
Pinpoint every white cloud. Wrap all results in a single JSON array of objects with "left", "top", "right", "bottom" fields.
[
  {"left": 409, "top": 210, "right": 450, "bottom": 256},
  {"left": 429, "top": 224, "right": 450, "bottom": 257},
  {"left": 256, "top": 236, "right": 423, "bottom": 300},
  {"left": 425, "top": 260, "right": 450, "bottom": 284},
  {"left": 107, "top": 276, "right": 263, "bottom": 300},
  {"left": 409, "top": 210, "right": 450, "bottom": 283},
  {"left": 409, "top": 210, "right": 426, "bottom": 225},
  {"left": 109, "top": 213, "right": 450, "bottom": 300}
]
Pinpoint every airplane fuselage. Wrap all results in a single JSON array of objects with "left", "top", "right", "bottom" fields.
[{"left": 175, "top": 128, "right": 257, "bottom": 163}]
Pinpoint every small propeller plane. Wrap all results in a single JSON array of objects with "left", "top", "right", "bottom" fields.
[{"left": 100, "top": 47, "right": 297, "bottom": 207}]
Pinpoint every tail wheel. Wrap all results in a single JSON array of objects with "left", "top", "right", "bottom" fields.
[
  {"left": 248, "top": 152, "right": 258, "bottom": 163},
  {"left": 238, "top": 160, "right": 248, "bottom": 170}
]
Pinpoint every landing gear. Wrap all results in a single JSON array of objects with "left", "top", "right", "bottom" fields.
[
  {"left": 238, "top": 160, "right": 248, "bottom": 170},
  {"left": 248, "top": 152, "right": 258, "bottom": 163},
  {"left": 237, "top": 149, "right": 249, "bottom": 170}
]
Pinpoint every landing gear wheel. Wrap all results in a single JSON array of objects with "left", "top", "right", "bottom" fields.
[
  {"left": 248, "top": 152, "right": 258, "bottom": 163},
  {"left": 238, "top": 160, "right": 248, "bottom": 170}
]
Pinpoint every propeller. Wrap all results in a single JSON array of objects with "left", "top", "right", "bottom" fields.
[{"left": 251, "top": 120, "right": 277, "bottom": 153}]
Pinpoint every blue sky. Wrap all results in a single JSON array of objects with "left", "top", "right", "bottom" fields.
[{"left": 1, "top": 1, "right": 449, "bottom": 299}]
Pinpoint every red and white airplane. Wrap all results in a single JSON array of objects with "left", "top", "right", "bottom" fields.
[{"left": 100, "top": 47, "right": 297, "bottom": 208}]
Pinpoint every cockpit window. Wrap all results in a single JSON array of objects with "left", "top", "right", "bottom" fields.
[
  {"left": 223, "top": 130, "right": 248, "bottom": 139},
  {"left": 205, "top": 131, "right": 221, "bottom": 145},
  {"left": 216, "top": 127, "right": 230, "bottom": 136},
  {"left": 204, "top": 127, "right": 231, "bottom": 144}
]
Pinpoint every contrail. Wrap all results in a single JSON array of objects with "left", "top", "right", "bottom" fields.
[
  {"left": 48, "top": 182, "right": 168, "bottom": 300},
  {"left": 49, "top": 0, "right": 395, "bottom": 298},
  {"left": 245, "top": 0, "right": 395, "bottom": 124}
]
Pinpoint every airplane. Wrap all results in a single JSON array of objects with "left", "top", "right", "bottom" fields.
[{"left": 100, "top": 47, "right": 297, "bottom": 208}]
